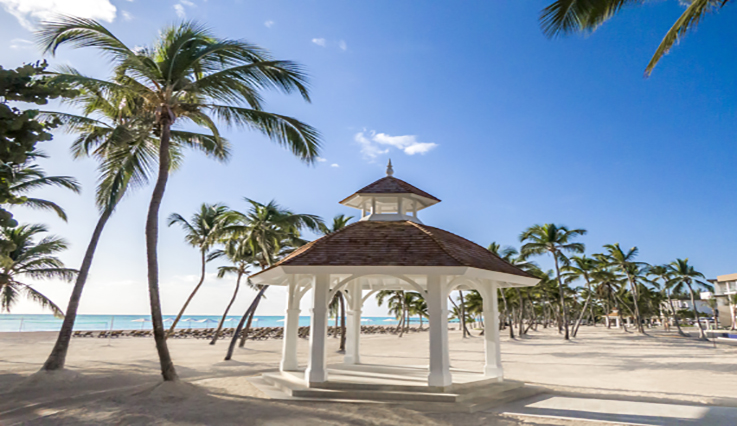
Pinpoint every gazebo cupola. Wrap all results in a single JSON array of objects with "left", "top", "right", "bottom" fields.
[{"left": 339, "top": 160, "right": 440, "bottom": 224}]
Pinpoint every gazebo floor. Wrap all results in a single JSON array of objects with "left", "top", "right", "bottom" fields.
[{"left": 247, "top": 364, "right": 542, "bottom": 412}]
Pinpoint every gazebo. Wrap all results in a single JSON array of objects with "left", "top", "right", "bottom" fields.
[{"left": 250, "top": 162, "right": 538, "bottom": 394}]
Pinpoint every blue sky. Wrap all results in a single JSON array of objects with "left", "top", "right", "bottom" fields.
[{"left": 2, "top": 0, "right": 736, "bottom": 316}]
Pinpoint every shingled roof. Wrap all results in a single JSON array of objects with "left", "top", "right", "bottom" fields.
[
  {"left": 255, "top": 221, "right": 532, "bottom": 278},
  {"left": 340, "top": 176, "right": 441, "bottom": 204}
]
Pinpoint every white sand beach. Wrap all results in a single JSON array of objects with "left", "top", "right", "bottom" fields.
[{"left": 2, "top": 327, "right": 736, "bottom": 425}]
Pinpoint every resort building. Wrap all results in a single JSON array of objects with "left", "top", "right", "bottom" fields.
[{"left": 707, "top": 274, "right": 737, "bottom": 327}]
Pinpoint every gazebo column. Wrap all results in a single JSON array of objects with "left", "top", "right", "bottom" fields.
[
  {"left": 427, "top": 275, "right": 451, "bottom": 387},
  {"left": 344, "top": 281, "right": 362, "bottom": 364},
  {"left": 482, "top": 283, "right": 503, "bottom": 380},
  {"left": 280, "top": 277, "right": 300, "bottom": 372},
  {"left": 305, "top": 273, "right": 330, "bottom": 385}
]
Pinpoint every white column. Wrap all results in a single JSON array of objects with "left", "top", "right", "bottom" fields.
[
  {"left": 344, "top": 280, "right": 363, "bottom": 364},
  {"left": 280, "top": 277, "right": 300, "bottom": 371},
  {"left": 482, "top": 283, "right": 503, "bottom": 380},
  {"left": 305, "top": 274, "right": 330, "bottom": 385},
  {"left": 427, "top": 275, "right": 451, "bottom": 387}
]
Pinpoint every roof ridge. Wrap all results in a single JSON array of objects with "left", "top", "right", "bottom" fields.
[{"left": 406, "top": 221, "right": 469, "bottom": 267}]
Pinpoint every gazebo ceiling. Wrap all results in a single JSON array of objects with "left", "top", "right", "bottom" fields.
[{"left": 252, "top": 221, "right": 533, "bottom": 280}]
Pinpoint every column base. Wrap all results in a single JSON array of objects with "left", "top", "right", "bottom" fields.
[
  {"left": 305, "top": 367, "right": 327, "bottom": 385},
  {"left": 280, "top": 360, "right": 298, "bottom": 372},
  {"left": 343, "top": 355, "right": 360, "bottom": 365},
  {"left": 428, "top": 370, "right": 452, "bottom": 387},
  {"left": 484, "top": 366, "right": 504, "bottom": 381}
]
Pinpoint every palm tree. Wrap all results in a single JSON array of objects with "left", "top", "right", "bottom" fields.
[
  {"left": 601, "top": 244, "right": 647, "bottom": 333},
  {"left": 520, "top": 224, "right": 586, "bottom": 340},
  {"left": 41, "top": 18, "right": 321, "bottom": 381},
  {"left": 41, "top": 81, "right": 226, "bottom": 372},
  {"left": 321, "top": 214, "right": 353, "bottom": 349},
  {"left": 563, "top": 255, "right": 597, "bottom": 337},
  {"left": 1, "top": 224, "right": 77, "bottom": 314},
  {"left": 648, "top": 264, "right": 686, "bottom": 336},
  {"left": 224, "top": 199, "right": 322, "bottom": 360},
  {"left": 166, "top": 203, "right": 233, "bottom": 336},
  {"left": 668, "top": 258, "right": 712, "bottom": 340},
  {"left": 210, "top": 236, "right": 257, "bottom": 344},
  {"left": 7, "top": 156, "right": 80, "bottom": 221},
  {"left": 320, "top": 214, "right": 354, "bottom": 235},
  {"left": 377, "top": 290, "right": 407, "bottom": 335},
  {"left": 540, "top": 0, "right": 729, "bottom": 75}
]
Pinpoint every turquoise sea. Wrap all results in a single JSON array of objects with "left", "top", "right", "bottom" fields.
[{"left": 0, "top": 314, "right": 402, "bottom": 332}]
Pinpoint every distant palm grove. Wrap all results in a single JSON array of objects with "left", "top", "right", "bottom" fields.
[{"left": 1, "top": 14, "right": 734, "bottom": 387}]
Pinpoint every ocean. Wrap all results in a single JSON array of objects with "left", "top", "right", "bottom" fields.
[{"left": 0, "top": 314, "right": 403, "bottom": 332}]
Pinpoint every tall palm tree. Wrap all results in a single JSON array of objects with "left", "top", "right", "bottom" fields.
[
  {"left": 209, "top": 236, "right": 257, "bottom": 344},
  {"left": 648, "top": 264, "right": 686, "bottom": 336},
  {"left": 600, "top": 244, "right": 648, "bottom": 333},
  {"left": 668, "top": 258, "right": 712, "bottom": 340},
  {"left": 377, "top": 290, "right": 407, "bottom": 336},
  {"left": 321, "top": 214, "right": 353, "bottom": 349},
  {"left": 41, "top": 18, "right": 321, "bottom": 381},
  {"left": 167, "top": 203, "right": 233, "bottom": 335},
  {"left": 0, "top": 224, "right": 77, "bottom": 314},
  {"left": 7, "top": 156, "right": 80, "bottom": 221},
  {"left": 540, "top": 0, "right": 729, "bottom": 75},
  {"left": 520, "top": 224, "right": 586, "bottom": 340},
  {"left": 41, "top": 82, "right": 226, "bottom": 372},
  {"left": 563, "top": 255, "right": 597, "bottom": 337},
  {"left": 224, "top": 199, "right": 322, "bottom": 360}
]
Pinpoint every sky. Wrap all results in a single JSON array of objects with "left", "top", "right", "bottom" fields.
[{"left": 2, "top": 0, "right": 736, "bottom": 317}]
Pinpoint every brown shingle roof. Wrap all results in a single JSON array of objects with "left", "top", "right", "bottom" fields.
[
  {"left": 339, "top": 176, "right": 441, "bottom": 204},
  {"left": 256, "top": 221, "right": 532, "bottom": 278}
]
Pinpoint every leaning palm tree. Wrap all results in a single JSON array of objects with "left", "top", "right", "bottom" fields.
[
  {"left": 540, "top": 0, "right": 729, "bottom": 75},
  {"left": 167, "top": 203, "right": 233, "bottom": 336},
  {"left": 601, "top": 244, "right": 647, "bottom": 334},
  {"left": 40, "top": 17, "right": 321, "bottom": 381},
  {"left": 7, "top": 156, "right": 80, "bottom": 221},
  {"left": 224, "top": 199, "right": 322, "bottom": 360},
  {"left": 648, "top": 264, "right": 686, "bottom": 336},
  {"left": 668, "top": 258, "right": 712, "bottom": 340},
  {"left": 41, "top": 82, "right": 226, "bottom": 372},
  {"left": 520, "top": 224, "right": 586, "bottom": 340},
  {"left": 563, "top": 255, "right": 598, "bottom": 337},
  {"left": 0, "top": 224, "right": 77, "bottom": 314},
  {"left": 209, "top": 235, "right": 257, "bottom": 345}
]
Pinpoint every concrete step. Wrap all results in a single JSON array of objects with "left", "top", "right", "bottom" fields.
[
  {"left": 463, "top": 386, "right": 545, "bottom": 412},
  {"left": 291, "top": 387, "right": 458, "bottom": 403}
]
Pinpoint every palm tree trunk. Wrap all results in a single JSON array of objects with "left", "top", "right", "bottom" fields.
[
  {"left": 398, "top": 294, "right": 406, "bottom": 338},
  {"left": 146, "top": 120, "right": 178, "bottom": 382},
  {"left": 459, "top": 290, "right": 469, "bottom": 338},
  {"left": 666, "top": 292, "right": 686, "bottom": 336},
  {"left": 168, "top": 250, "right": 207, "bottom": 337},
  {"left": 339, "top": 291, "right": 346, "bottom": 352},
  {"left": 553, "top": 254, "right": 570, "bottom": 340},
  {"left": 239, "top": 307, "right": 258, "bottom": 347},
  {"left": 626, "top": 275, "right": 644, "bottom": 333},
  {"left": 210, "top": 271, "right": 242, "bottom": 345},
  {"left": 42, "top": 208, "right": 113, "bottom": 371},
  {"left": 515, "top": 288, "right": 524, "bottom": 336},
  {"left": 225, "top": 285, "right": 267, "bottom": 360},
  {"left": 572, "top": 281, "right": 592, "bottom": 338},
  {"left": 686, "top": 283, "right": 707, "bottom": 340}
]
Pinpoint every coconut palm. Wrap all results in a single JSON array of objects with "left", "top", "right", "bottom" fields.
[
  {"left": 167, "top": 203, "right": 233, "bottom": 335},
  {"left": 0, "top": 224, "right": 77, "bottom": 314},
  {"left": 41, "top": 82, "right": 226, "bottom": 372},
  {"left": 224, "top": 199, "right": 322, "bottom": 360},
  {"left": 320, "top": 214, "right": 354, "bottom": 235},
  {"left": 377, "top": 290, "right": 410, "bottom": 336},
  {"left": 40, "top": 18, "right": 321, "bottom": 381},
  {"left": 540, "top": 0, "right": 729, "bottom": 75},
  {"left": 648, "top": 264, "right": 686, "bottom": 336},
  {"left": 7, "top": 156, "right": 80, "bottom": 221},
  {"left": 520, "top": 224, "right": 586, "bottom": 340},
  {"left": 668, "top": 258, "right": 712, "bottom": 340},
  {"left": 563, "top": 255, "right": 597, "bottom": 337},
  {"left": 209, "top": 236, "right": 257, "bottom": 344},
  {"left": 600, "top": 244, "right": 647, "bottom": 333},
  {"left": 321, "top": 214, "right": 353, "bottom": 349}
]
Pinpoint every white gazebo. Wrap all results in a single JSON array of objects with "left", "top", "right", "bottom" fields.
[{"left": 250, "top": 162, "right": 538, "bottom": 393}]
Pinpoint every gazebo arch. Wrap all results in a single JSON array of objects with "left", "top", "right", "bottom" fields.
[{"left": 252, "top": 162, "right": 538, "bottom": 388}]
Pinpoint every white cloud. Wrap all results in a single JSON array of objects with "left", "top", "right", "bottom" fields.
[
  {"left": 355, "top": 130, "right": 438, "bottom": 159},
  {"left": 264, "top": 20, "right": 274, "bottom": 28},
  {"left": 311, "top": 38, "right": 326, "bottom": 47},
  {"left": 338, "top": 40, "right": 347, "bottom": 51},
  {"left": 174, "top": 3, "right": 185, "bottom": 18},
  {"left": 9, "top": 38, "right": 33, "bottom": 49},
  {"left": 121, "top": 10, "right": 132, "bottom": 21},
  {"left": 180, "top": 0, "right": 195, "bottom": 6},
  {"left": 331, "top": 163, "right": 340, "bottom": 168},
  {"left": 0, "top": 0, "right": 117, "bottom": 30},
  {"left": 316, "top": 157, "right": 327, "bottom": 162}
]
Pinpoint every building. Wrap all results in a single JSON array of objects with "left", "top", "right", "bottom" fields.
[{"left": 707, "top": 274, "right": 737, "bottom": 328}]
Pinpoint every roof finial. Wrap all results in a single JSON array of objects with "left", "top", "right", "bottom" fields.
[{"left": 386, "top": 159, "right": 394, "bottom": 177}]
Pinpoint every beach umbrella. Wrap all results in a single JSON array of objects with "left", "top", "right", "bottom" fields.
[
  {"left": 361, "top": 318, "right": 372, "bottom": 322},
  {"left": 383, "top": 319, "right": 395, "bottom": 322},
  {"left": 182, "top": 318, "right": 196, "bottom": 328},
  {"left": 277, "top": 319, "right": 285, "bottom": 322},
  {"left": 131, "top": 318, "right": 149, "bottom": 330}
]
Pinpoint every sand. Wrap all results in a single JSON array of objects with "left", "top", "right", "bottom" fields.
[{"left": 1, "top": 327, "right": 736, "bottom": 425}]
